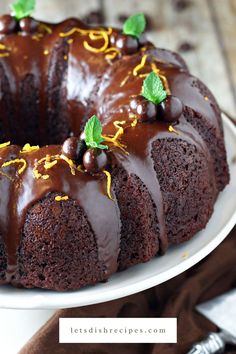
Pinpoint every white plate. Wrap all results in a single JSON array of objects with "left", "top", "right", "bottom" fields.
[{"left": 0, "top": 115, "right": 235, "bottom": 309}]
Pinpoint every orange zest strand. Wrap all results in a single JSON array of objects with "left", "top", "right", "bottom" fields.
[
  {"left": 112, "top": 120, "right": 126, "bottom": 140},
  {"left": 83, "top": 29, "right": 112, "bottom": 53},
  {"left": 131, "top": 55, "right": 171, "bottom": 95},
  {"left": 102, "top": 120, "right": 127, "bottom": 153},
  {"left": 20, "top": 143, "right": 39, "bottom": 153},
  {"left": 59, "top": 27, "right": 112, "bottom": 38},
  {"left": 88, "top": 32, "right": 104, "bottom": 40},
  {"left": 103, "top": 170, "right": 113, "bottom": 200},
  {"left": 105, "top": 47, "right": 120, "bottom": 60},
  {"left": 77, "top": 165, "right": 84, "bottom": 172},
  {"left": 32, "top": 33, "right": 44, "bottom": 41},
  {"left": 55, "top": 195, "right": 69, "bottom": 202},
  {"left": 60, "top": 154, "right": 76, "bottom": 175},
  {"left": 0, "top": 53, "right": 10, "bottom": 58},
  {"left": 33, "top": 155, "right": 58, "bottom": 180},
  {"left": 102, "top": 118, "right": 138, "bottom": 154},
  {"left": 39, "top": 23, "right": 52, "bottom": 34},
  {"left": 159, "top": 74, "right": 171, "bottom": 95},
  {"left": 33, "top": 168, "right": 42, "bottom": 179},
  {"left": 42, "top": 174, "right": 50, "bottom": 180},
  {"left": 0, "top": 43, "right": 11, "bottom": 57},
  {"left": 102, "top": 135, "right": 126, "bottom": 152},
  {"left": 59, "top": 27, "right": 113, "bottom": 55},
  {"left": 44, "top": 160, "right": 58, "bottom": 170},
  {"left": 151, "top": 63, "right": 171, "bottom": 95},
  {"left": 131, "top": 118, "right": 138, "bottom": 127},
  {"left": 133, "top": 55, "right": 148, "bottom": 76},
  {"left": 33, "top": 153, "right": 83, "bottom": 180},
  {"left": 83, "top": 36, "right": 108, "bottom": 53},
  {"left": 168, "top": 125, "right": 179, "bottom": 134},
  {"left": 1, "top": 158, "right": 27, "bottom": 174},
  {"left": 0, "top": 141, "right": 10, "bottom": 149},
  {"left": 120, "top": 72, "right": 131, "bottom": 87}
]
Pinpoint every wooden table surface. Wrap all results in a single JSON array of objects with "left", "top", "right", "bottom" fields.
[{"left": 1, "top": 0, "right": 236, "bottom": 117}]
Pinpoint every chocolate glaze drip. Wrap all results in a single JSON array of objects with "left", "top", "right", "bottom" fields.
[{"left": 0, "top": 17, "right": 224, "bottom": 286}]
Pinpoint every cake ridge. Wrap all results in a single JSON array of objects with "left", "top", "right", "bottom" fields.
[{"left": 1, "top": 145, "right": 121, "bottom": 282}]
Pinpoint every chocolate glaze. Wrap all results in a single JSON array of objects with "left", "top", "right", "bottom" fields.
[{"left": 0, "top": 17, "right": 224, "bottom": 286}]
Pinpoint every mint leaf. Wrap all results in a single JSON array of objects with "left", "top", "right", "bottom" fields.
[
  {"left": 123, "top": 13, "right": 146, "bottom": 39},
  {"left": 84, "top": 115, "right": 108, "bottom": 150},
  {"left": 142, "top": 72, "right": 167, "bottom": 105},
  {"left": 10, "top": 0, "right": 36, "bottom": 20}
]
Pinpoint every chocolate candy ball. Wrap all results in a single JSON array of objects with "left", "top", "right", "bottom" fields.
[
  {"left": 62, "top": 137, "right": 87, "bottom": 163},
  {"left": 0, "top": 15, "right": 17, "bottom": 35},
  {"left": 109, "top": 32, "right": 117, "bottom": 46},
  {"left": 19, "top": 17, "right": 39, "bottom": 34},
  {"left": 130, "top": 96, "right": 157, "bottom": 122},
  {"left": 157, "top": 95, "right": 183, "bottom": 123},
  {"left": 138, "top": 33, "right": 148, "bottom": 46},
  {"left": 115, "top": 34, "right": 139, "bottom": 55},
  {"left": 79, "top": 131, "right": 86, "bottom": 141},
  {"left": 83, "top": 148, "right": 108, "bottom": 174}
]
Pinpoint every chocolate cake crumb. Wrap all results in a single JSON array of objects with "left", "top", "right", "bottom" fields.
[
  {"left": 178, "top": 41, "right": 195, "bottom": 52},
  {"left": 83, "top": 10, "right": 104, "bottom": 25},
  {"left": 172, "top": 0, "right": 191, "bottom": 11}
]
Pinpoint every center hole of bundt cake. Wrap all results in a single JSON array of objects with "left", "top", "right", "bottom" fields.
[
  {"left": 2, "top": 110, "right": 72, "bottom": 147},
  {"left": 1, "top": 40, "right": 78, "bottom": 147}
]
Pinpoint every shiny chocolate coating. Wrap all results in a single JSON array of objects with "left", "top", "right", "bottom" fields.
[
  {"left": 0, "top": 15, "right": 17, "bottom": 35},
  {"left": 130, "top": 96, "right": 157, "bottom": 122},
  {"left": 62, "top": 137, "right": 86, "bottom": 163},
  {"left": 83, "top": 148, "right": 108, "bottom": 174},
  {"left": 157, "top": 95, "right": 183, "bottom": 123},
  {"left": 19, "top": 17, "right": 39, "bottom": 34},
  {"left": 79, "top": 131, "right": 86, "bottom": 141},
  {"left": 138, "top": 33, "right": 148, "bottom": 46},
  {"left": 109, "top": 32, "right": 117, "bottom": 46}
]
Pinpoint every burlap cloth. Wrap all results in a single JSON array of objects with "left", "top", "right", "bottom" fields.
[{"left": 19, "top": 226, "right": 236, "bottom": 354}]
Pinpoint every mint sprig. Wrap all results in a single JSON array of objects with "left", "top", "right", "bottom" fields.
[
  {"left": 10, "top": 0, "right": 36, "bottom": 21},
  {"left": 123, "top": 13, "right": 146, "bottom": 39},
  {"left": 142, "top": 72, "right": 167, "bottom": 105},
  {"left": 84, "top": 115, "right": 108, "bottom": 150}
]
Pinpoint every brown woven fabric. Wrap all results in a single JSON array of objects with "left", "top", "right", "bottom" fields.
[{"left": 19, "top": 227, "right": 236, "bottom": 354}]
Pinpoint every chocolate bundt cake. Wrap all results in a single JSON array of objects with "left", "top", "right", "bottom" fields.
[{"left": 0, "top": 8, "right": 229, "bottom": 290}]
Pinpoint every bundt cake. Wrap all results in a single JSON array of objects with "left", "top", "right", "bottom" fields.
[{"left": 0, "top": 5, "right": 229, "bottom": 290}]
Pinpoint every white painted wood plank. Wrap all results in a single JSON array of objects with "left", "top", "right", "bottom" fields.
[
  {"left": 0, "top": 1, "right": 9, "bottom": 14},
  {"left": 103, "top": 0, "right": 166, "bottom": 27},
  {"left": 211, "top": 0, "right": 236, "bottom": 104},
  {"left": 0, "top": 0, "right": 100, "bottom": 22},
  {"left": 104, "top": 0, "right": 236, "bottom": 116}
]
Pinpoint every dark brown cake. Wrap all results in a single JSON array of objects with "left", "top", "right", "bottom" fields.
[{"left": 0, "top": 14, "right": 229, "bottom": 291}]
